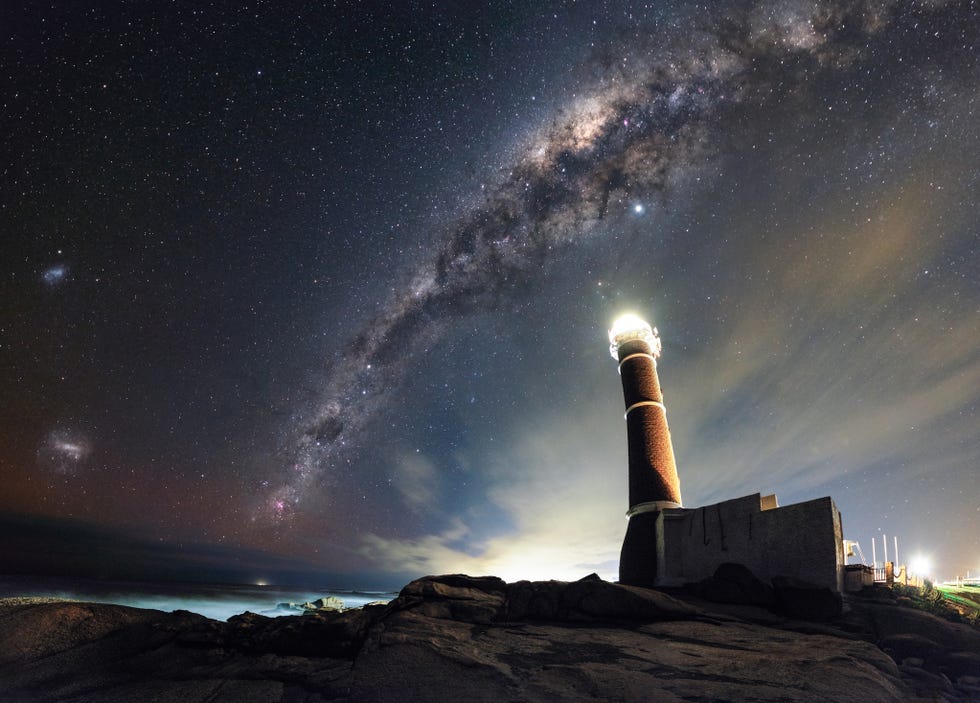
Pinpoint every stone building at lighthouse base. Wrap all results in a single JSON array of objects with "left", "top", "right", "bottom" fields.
[{"left": 653, "top": 493, "right": 845, "bottom": 593}]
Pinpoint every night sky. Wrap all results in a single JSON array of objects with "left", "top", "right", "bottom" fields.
[{"left": 2, "top": 1, "right": 977, "bottom": 588}]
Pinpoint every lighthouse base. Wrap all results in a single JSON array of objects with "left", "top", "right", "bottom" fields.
[
  {"left": 619, "top": 510, "right": 660, "bottom": 587},
  {"left": 617, "top": 493, "right": 845, "bottom": 593}
]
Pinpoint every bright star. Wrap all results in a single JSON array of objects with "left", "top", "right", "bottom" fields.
[{"left": 633, "top": 204, "right": 645, "bottom": 214}]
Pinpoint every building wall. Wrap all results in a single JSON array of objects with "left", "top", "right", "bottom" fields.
[
  {"left": 844, "top": 564, "right": 874, "bottom": 591},
  {"left": 655, "top": 493, "right": 844, "bottom": 591}
]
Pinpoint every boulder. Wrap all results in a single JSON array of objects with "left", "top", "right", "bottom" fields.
[
  {"left": 237, "top": 607, "right": 378, "bottom": 658},
  {"left": 390, "top": 573, "right": 703, "bottom": 625},
  {"left": 311, "top": 596, "right": 345, "bottom": 611},
  {"left": 857, "top": 584, "right": 898, "bottom": 602},
  {"left": 276, "top": 595, "right": 346, "bottom": 613},
  {"left": 506, "top": 574, "right": 701, "bottom": 622},
  {"left": 861, "top": 601, "right": 980, "bottom": 653},
  {"left": 897, "top": 662, "right": 957, "bottom": 698},
  {"left": 928, "top": 650, "right": 980, "bottom": 681},
  {"left": 878, "top": 633, "right": 944, "bottom": 664},
  {"left": 772, "top": 575, "right": 843, "bottom": 620},
  {"left": 0, "top": 601, "right": 167, "bottom": 664},
  {"left": 392, "top": 574, "right": 508, "bottom": 624},
  {"left": 699, "top": 562, "right": 775, "bottom": 606}
]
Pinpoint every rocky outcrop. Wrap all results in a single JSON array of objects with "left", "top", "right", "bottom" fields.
[
  {"left": 771, "top": 575, "right": 843, "bottom": 621},
  {"left": 1, "top": 575, "right": 978, "bottom": 702},
  {"left": 695, "top": 563, "right": 842, "bottom": 620},
  {"left": 697, "top": 562, "right": 775, "bottom": 607},
  {"left": 852, "top": 600, "right": 980, "bottom": 700},
  {"left": 390, "top": 573, "right": 700, "bottom": 625},
  {"left": 275, "top": 595, "right": 346, "bottom": 614}
]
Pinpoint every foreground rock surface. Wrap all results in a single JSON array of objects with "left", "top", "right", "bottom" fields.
[{"left": 1, "top": 574, "right": 978, "bottom": 702}]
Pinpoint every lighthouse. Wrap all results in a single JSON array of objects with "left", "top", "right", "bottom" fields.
[
  {"left": 608, "top": 314, "right": 682, "bottom": 587},
  {"left": 605, "top": 313, "right": 845, "bottom": 596}
]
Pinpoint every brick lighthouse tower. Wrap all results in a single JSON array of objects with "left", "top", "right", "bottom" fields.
[{"left": 608, "top": 314, "right": 682, "bottom": 587}]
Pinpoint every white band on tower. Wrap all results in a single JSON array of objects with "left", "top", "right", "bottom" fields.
[
  {"left": 624, "top": 400, "right": 665, "bottom": 418},
  {"left": 617, "top": 352, "right": 656, "bottom": 371},
  {"left": 626, "top": 500, "right": 682, "bottom": 518}
]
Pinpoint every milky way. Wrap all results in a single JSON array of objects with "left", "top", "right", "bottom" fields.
[{"left": 263, "top": 0, "right": 950, "bottom": 521}]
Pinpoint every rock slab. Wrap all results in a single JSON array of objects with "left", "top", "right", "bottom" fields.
[{"left": 1, "top": 574, "right": 978, "bottom": 702}]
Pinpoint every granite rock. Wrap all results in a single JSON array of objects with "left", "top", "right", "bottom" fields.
[
  {"left": 698, "top": 562, "right": 776, "bottom": 607},
  {"left": 772, "top": 575, "right": 843, "bottom": 620},
  {"left": 1, "top": 576, "right": 978, "bottom": 702}
]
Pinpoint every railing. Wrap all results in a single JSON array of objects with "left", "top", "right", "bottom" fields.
[
  {"left": 872, "top": 562, "right": 896, "bottom": 584},
  {"left": 871, "top": 563, "right": 923, "bottom": 587}
]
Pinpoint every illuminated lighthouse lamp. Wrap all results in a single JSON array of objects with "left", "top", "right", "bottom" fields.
[{"left": 608, "top": 313, "right": 662, "bottom": 361}]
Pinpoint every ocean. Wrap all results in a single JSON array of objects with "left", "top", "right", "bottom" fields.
[{"left": 0, "top": 574, "right": 397, "bottom": 621}]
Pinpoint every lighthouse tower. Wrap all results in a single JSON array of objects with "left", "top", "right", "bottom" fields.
[{"left": 608, "top": 314, "right": 682, "bottom": 587}]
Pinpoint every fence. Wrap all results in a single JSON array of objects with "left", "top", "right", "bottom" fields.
[{"left": 871, "top": 563, "right": 923, "bottom": 587}]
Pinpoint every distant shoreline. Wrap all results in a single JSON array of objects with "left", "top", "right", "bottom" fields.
[
  {"left": 0, "top": 596, "right": 80, "bottom": 609},
  {"left": 0, "top": 576, "right": 398, "bottom": 621}
]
